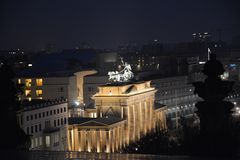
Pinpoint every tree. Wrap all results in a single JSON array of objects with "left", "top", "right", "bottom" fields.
[{"left": 0, "top": 60, "right": 30, "bottom": 150}]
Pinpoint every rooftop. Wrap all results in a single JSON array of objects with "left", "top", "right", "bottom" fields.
[
  {"left": 21, "top": 99, "right": 67, "bottom": 112},
  {"left": 102, "top": 80, "right": 148, "bottom": 87}
]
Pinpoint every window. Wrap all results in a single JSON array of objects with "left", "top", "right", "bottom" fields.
[
  {"left": 39, "top": 124, "right": 42, "bottom": 131},
  {"left": 60, "top": 87, "right": 64, "bottom": 92},
  {"left": 46, "top": 111, "right": 49, "bottom": 116},
  {"left": 25, "top": 79, "right": 32, "bottom": 87},
  {"left": 39, "top": 137, "right": 42, "bottom": 146},
  {"left": 60, "top": 108, "right": 63, "bottom": 113},
  {"left": 88, "top": 87, "right": 94, "bottom": 92},
  {"left": 36, "top": 90, "right": 43, "bottom": 96},
  {"left": 31, "top": 126, "right": 34, "bottom": 134},
  {"left": 54, "top": 110, "right": 56, "bottom": 114},
  {"left": 50, "top": 110, "right": 52, "bottom": 115},
  {"left": 54, "top": 120, "right": 56, "bottom": 127},
  {"left": 39, "top": 113, "right": 41, "bottom": 118},
  {"left": 35, "top": 138, "right": 38, "bottom": 147},
  {"left": 61, "top": 118, "right": 63, "bottom": 125},
  {"left": 64, "top": 118, "right": 67, "bottom": 124},
  {"left": 26, "top": 116, "right": 29, "bottom": 121},
  {"left": 57, "top": 109, "right": 59, "bottom": 114},
  {"left": 36, "top": 78, "right": 43, "bottom": 86},
  {"left": 35, "top": 125, "right": 38, "bottom": 132},
  {"left": 54, "top": 134, "right": 59, "bottom": 144},
  {"left": 42, "top": 112, "right": 45, "bottom": 117},
  {"left": 25, "top": 90, "right": 31, "bottom": 96},
  {"left": 57, "top": 119, "right": 60, "bottom": 126},
  {"left": 64, "top": 107, "right": 66, "bottom": 112},
  {"left": 27, "top": 127, "right": 29, "bottom": 134},
  {"left": 18, "top": 79, "right": 21, "bottom": 84},
  {"left": 45, "top": 120, "right": 51, "bottom": 129},
  {"left": 31, "top": 139, "right": 34, "bottom": 148},
  {"left": 30, "top": 115, "right": 33, "bottom": 120},
  {"left": 45, "top": 136, "right": 50, "bottom": 147},
  {"left": 35, "top": 114, "right": 37, "bottom": 119}
]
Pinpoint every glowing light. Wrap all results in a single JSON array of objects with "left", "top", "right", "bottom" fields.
[
  {"left": 108, "top": 57, "right": 134, "bottom": 82},
  {"left": 75, "top": 101, "right": 80, "bottom": 106},
  {"left": 28, "top": 63, "right": 32, "bottom": 67},
  {"left": 208, "top": 48, "right": 211, "bottom": 60},
  {"left": 199, "top": 61, "right": 206, "bottom": 64}
]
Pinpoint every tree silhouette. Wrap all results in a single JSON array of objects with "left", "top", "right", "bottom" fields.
[{"left": 0, "top": 60, "right": 30, "bottom": 150}]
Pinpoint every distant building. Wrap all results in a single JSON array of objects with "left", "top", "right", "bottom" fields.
[
  {"left": 192, "top": 32, "right": 211, "bottom": 42},
  {"left": 17, "top": 99, "right": 68, "bottom": 151},
  {"left": 151, "top": 76, "right": 198, "bottom": 128},
  {"left": 83, "top": 74, "right": 108, "bottom": 106}
]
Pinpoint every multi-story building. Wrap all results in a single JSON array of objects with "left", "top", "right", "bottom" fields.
[
  {"left": 151, "top": 76, "right": 199, "bottom": 128},
  {"left": 16, "top": 70, "right": 96, "bottom": 117},
  {"left": 83, "top": 74, "right": 109, "bottom": 106},
  {"left": 17, "top": 99, "right": 68, "bottom": 151},
  {"left": 68, "top": 80, "right": 167, "bottom": 153}
]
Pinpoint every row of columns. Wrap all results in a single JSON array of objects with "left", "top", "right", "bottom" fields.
[
  {"left": 68, "top": 124, "right": 126, "bottom": 153},
  {"left": 127, "top": 97, "right": 155, "bottom": 144}
]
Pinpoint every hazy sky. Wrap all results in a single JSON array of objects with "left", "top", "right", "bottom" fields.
[{"left": 1, "top": 0, "right": 240, "bottom": 50}]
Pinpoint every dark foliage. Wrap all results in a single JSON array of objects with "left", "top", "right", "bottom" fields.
[
  {"left": 0, "top": 60, "right": 30, "bottom": 150},
  {"left": 122, "top": 117, "right": 200, "bottom": 155}
]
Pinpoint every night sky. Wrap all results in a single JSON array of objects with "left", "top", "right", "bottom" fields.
[{"left": 1, "top": 0, "right": 240, "bottom": 50}]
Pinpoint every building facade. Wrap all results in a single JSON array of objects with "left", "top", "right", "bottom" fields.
[
  {"left": 17, "top": 99, "right": 68, "bottom": 151},
  {"left": 17, "top": 75, "right": 78, "bottom": 107},
  {"left": 16, "top": 70, "right": 96, "bottom": 117},
  {"left": 68, "top": 81, "right": 167, "bottom": 153},
  {"left": 152, "top": 76, "right": 199, "bottom": 128}
]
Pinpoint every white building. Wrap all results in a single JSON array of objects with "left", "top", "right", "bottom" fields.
[
  {"left": 151, "top": 76, "right": 199, "bottom": 128},
  {"left": 16, "top": 70, "right": 96, "bottom": 117},
  {"left": 17, "top": 99, "right": 69, "bottom": 151}
]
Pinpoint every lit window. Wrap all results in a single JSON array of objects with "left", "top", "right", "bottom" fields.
[
  {"left": 46, "top": 136, "right": 50, "bottom": 147},
  {"left": 35, "top": 138, "right": 38, "bottom": 147},
  {"left": 36, "top": 90, "right": 43, "bottom": 96},
  {"left": 25, "top": 90, "right": 31, "bottom": 96},
  {"left": 36, "top": 78, "right": 43, "bottom": 86},
  {"left": 54, "top": 134, "right": 59, "bottom": 143},
  {"left": 39, "top": 137, "right": 42, "bottom": 146},
  {"left": 18, "top": 79, "right": 21, "bottom": 84},
  {"left": 25, "top": 79, "right": 32, "bottom": 87},
  {"left": 31, "top": 139, "right": 34, "bottom": 148}
]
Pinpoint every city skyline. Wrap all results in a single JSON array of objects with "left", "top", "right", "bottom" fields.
[{"left": 1, "top": 0, "right": 240, "bottom": 50}]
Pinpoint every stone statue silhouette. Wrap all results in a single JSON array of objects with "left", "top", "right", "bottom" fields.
[{"left": 192, "top": 50, "right": 237, "bottom": 156}]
